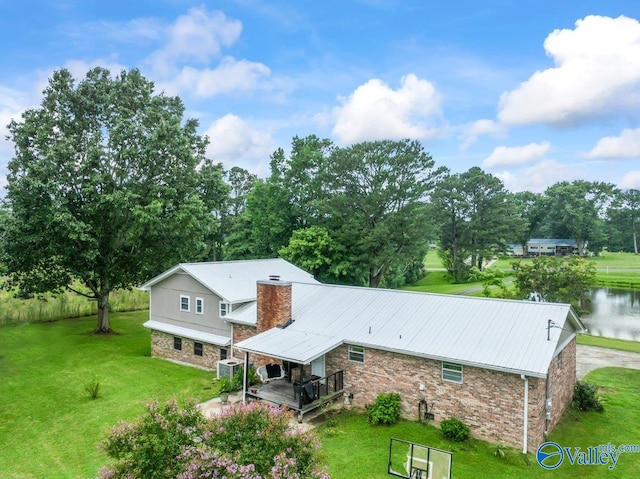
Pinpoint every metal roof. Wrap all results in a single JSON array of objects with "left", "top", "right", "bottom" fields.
[
  {"left": 143, "top": 320, "right": 231, "bottom": 346},
  {"left": 527, "top": 239, "right": 577, "bottom": 246},
  {"left": 139, "top": 259, "right": 318, "bottom": 303},
  {"left": 235, "top": 283, "right": 584, "bottom": 377}
]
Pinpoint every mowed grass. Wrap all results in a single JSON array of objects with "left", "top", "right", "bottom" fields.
[
  {"left": 318, "top": 368, "right": 640, "bottom": 479},
  {"left": 577, "top": 334, "right": 640, "bottom": 354},
  {"left": 0, "top": 311, "right": 215, "bottom": 479}
]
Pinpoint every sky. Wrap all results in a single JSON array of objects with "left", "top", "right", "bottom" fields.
[{"left": 2, "top": 0, "right": 640, "bottom": 193}]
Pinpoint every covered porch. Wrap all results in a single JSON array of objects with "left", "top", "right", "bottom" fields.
[
  {"left": 246, "top": 369, "right": 344, "bottom": 419},
  {"left": 235, "top": 328, "right": 346, "bottom": 420}
]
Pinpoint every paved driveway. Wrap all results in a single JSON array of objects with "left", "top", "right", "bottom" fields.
[{"left": 576, "top": 344, "right": 640, "bottom": 379}]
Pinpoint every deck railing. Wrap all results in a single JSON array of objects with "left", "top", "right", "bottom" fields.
[{"left": 297, "top": 370, "right": 344, "bottom": 409}]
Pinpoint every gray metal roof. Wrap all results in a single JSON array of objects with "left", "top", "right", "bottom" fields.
[
  {"left": 235, "top": 283, "right": 584, "bottom": 378},
  {"left": 528, "top": 238, "right": 577, "bottom": 246},
  {"left": 139, "top": 259, "right": 318, "bottom": 303},
  {"left": 143, "top": 320, "right": 231, "bottom": 346}
]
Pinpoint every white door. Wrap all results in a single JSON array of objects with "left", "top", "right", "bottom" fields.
[{"left": 310, "top": 355, "right": 325, "bottom": 379}]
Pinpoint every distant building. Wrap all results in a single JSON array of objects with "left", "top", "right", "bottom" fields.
[{"left": 508, "top": 239, "right": 581, "bottom": 257}]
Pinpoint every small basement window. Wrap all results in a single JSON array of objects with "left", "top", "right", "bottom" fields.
[
  {"left": 220, "top": 348, "right": 228, "bottom": 360},
  {"left": 194, "top": 342, "right": 203, "bottom": 357},
  {"left": 173, "top": 337, "right": 182, "bottom": 351},
  {"left": 195, "top": 297, "right": 204, "bottom": 315},
  {"left": 442, "top": 361, "right": 463, "bottom": 383},
  {"left": 219, "top": 302, "right": 230, "bottom": 317},
  {"left": 348, "top": 345, "right": 365, "bottom": 363},
  {"left": 180, "top": 295, "right": 190, "bottom": 312}
]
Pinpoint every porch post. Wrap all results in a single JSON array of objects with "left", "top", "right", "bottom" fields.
[
  {"left": 298, "top": 364, "right": 305, "bottom": 410},
  {"left": 243, "top": 351, "right": 249, "bottom": 404}
]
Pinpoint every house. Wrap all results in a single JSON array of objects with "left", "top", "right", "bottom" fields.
[
  {"left": 508, "top": 239, "right": 581, "bottom": 257},
  {"left": 138, "top": 259, "right": 318, "bottom": 369},
  {"left": 141, "top": 259, "right": 584, "bottom": 453}
]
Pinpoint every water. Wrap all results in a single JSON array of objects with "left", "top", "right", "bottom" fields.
[{"left": 580, "top": 288, "right": 640, "bottom": 341}]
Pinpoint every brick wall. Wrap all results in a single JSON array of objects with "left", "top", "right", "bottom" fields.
[
  {"left": 232, "top": 324, "right": 273, "bottom": 367},
  {"left": 546, "top": 338, "right": 577, "bottom": 432},
  {"left": 151, "top": 330, "right": 226, "bottom": 370},
  {"left": 326, "top": 344, "right": 550, "bottom": 451},
  {"left": 256, "top": 280, "right": 292, "bottom": 331}
]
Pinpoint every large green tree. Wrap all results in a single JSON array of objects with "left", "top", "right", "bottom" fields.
[
  {"left": 512, "top": 255, "right": 596, "bottom": 310},
  {"left": 543, "top": 180, "right": 614, "bottom": 256},
  {"left": 431, "top": 167, "right": 520, "bottom": 282},
  {"left": 606, "top": 189, "right": 640, "bottom": 254},
  {"left": 320, "top": 139, "right": 445, "bottom": 287},
  {"left": 2, "top": 68, "right": 212, "bottom": 332}
]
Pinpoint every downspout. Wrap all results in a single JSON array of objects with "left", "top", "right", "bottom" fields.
[
  {"left": 242, "top": 351, "right": 249, "bottom": 404},
  {"left": 230, "top": 323, "right": 235, "bottom": 358},
  {"left": 521, "top": 374, "right": 528, "bottom": 454}
]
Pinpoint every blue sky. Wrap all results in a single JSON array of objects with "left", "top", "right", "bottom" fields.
[{"left": 2, "top": 1, "right": 640, "bottom": 192}]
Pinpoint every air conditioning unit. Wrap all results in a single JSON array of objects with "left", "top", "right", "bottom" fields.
[{"left": 217, "top": 358, "right": 242, "bottom": 379}]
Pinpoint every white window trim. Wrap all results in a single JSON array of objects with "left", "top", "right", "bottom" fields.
[
  {"left": 442, "top": 361, "right": 463, "bottom": 384},
  {"left": 348, "top": 344, "right": 365, "bottom": 363},
  {"left": 219, "top": 301, "right": 230, "bottom": 317},
  {"left": 180, "top": 295, "right": 190, "bottom": 312},
  {"left": 195, "top": 297, "right": 204, "bottom": 315}
]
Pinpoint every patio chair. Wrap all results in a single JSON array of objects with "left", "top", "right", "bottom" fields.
[{"left": 257, "top": 363, "right": 286, "bottom": 383}]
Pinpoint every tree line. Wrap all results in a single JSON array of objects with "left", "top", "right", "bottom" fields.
[{"left": 1, "top": 68, "right": 638, "bottom": 331}]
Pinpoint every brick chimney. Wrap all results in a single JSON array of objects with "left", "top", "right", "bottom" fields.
[{"left": 256, "top": 276, "right": 292, "bottom": 332}]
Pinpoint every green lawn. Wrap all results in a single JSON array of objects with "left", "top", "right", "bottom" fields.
[
  {"left": 577, "top": 334, "right": 640, "bottom": 353},
  {"left": 0, "top": 311, "right": 215, "bottom": 479},
  {"left": 318, "top": 368, "right": 640, "bottom": 478}
]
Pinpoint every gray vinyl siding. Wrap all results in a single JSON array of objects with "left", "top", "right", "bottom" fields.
[{"left": 149, "top": 272, "right": 231, "bottom": 338}]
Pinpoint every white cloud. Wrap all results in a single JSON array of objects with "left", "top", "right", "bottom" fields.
[
  {"left": 619, "top": 170, "right": 640, "bottom": 189},
  {"left": 204, "top": 114, "right": 273, "bottom": 171},
  {"left": 458, "top": 119, "right": 505, "bottom": 150},
  {"left": 483, "top": 141, "right": 551, "bottom": 169},
  {"left": 161, "top": 57, "right": 271, "bottom": 98},
  {"left": 498, "top": 15, "right": 640, "bottom": 126},
  {"left": 587, "top": 128, "right": 640, "bottom": 159},
  {"left": 495, "top": 159, "right": 575, "bottom": 193},
  {"left": 146, "top": 7, "right": 242, "bottom": 75},
  {"left": 0, "top": 86, "right": 33, "bottom": 159},
  {"left": 331, "top": 74, "right": 444, "bottom": 144}
]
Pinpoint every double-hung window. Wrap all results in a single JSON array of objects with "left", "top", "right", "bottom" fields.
[
  {"left": 173, "top": 337, "right": 182, "bottom": 351},
  {"left": 180, "top": 295, "right": 190, "bottom": 312},
  {"left": 194, "top": 342, "right": 203, "bottom": 357},
  {"left": 219, "top": 302, "right": 230, "bottom": 317},
  {"left": 442, "top": 361, "right": 463, "bottom": 383},
  {"left": 195, "top": 297, "right": 204, "bottom": 315},
  {"left": 348, "top": 345, "right": 365, "bottom": 363}
]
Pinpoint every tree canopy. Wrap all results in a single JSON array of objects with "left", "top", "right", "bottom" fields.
[{"left": 2, "top": 67, "right": 212, "bottom": 332}]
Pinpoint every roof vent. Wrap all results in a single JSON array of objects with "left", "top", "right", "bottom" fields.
[{"left": 269, "top": 274, "right": 281, "bottom": 281}]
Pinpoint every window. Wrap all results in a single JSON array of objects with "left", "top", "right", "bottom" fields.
[
  {"left": 348, "top": 345, "right": 365, "bottom": 363},
  {"left": 173, "top": 337, "right": 182, "bottom": 351},
  {"left": 220, "top": 348, "right": 228, "bottom": 360},
  {"left": 195, "top": 297, "right": 204, "bottom": 315},
  {"left": 194, "top": 342, "right": 203, "bottom": 357},
  {"left": 557, "top": 351, "right": 563, "bottom": 369},
  {"left": 180, "top": 295, "right": 190, "bottom": 312},
  {"left": 442, "top": 362, "right": 463, "bottom": 383},
  {"left": 219, "top": 302, "right": 230, "bottom": 317}
]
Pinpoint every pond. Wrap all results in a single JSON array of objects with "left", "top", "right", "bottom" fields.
[{"left": 580, "top": 287, "right": 640, "bottom": 341}]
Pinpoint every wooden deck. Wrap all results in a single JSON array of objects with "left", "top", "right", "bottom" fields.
[{"left": 246, "top": 370, "right": 344, "bottom": 419}]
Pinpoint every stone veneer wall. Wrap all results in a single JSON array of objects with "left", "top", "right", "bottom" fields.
[
  {"left": 151, "top": 330, "right": 226, "bottom": 369},
  {"left": 325, "top": 344, "right": 549, "bottom": 451}
]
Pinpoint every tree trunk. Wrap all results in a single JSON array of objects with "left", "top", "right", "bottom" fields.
[
  {"left": 633, "top": 217, "right": 638, "bottom": 255},
  {"left": 96, "top": 292, "right": 111, "bottom": 333}
]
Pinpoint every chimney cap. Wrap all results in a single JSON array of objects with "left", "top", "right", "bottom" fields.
[{"left": 268, "top": 274, "right": 281, "bottom": 281}]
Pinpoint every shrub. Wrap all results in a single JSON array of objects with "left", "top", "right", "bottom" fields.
[
  {"left": 440, "top": 417, "right": 470, "bottom": 442},
  {"left": 84, "top": 376, "right": 100, "bottom": 400},
  {"left": 99, "top": 399, "right": 329, "bottom": 479},
  {"left": 367, "top": 392, "right": 402, "bottom": 425},
  {"left": 572, "top": 381, "right": 604, "bottom": 412}
]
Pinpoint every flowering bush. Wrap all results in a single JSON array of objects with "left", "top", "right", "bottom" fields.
[{"left": 99, "top": 399, "right": 329, "bottom": 479}]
